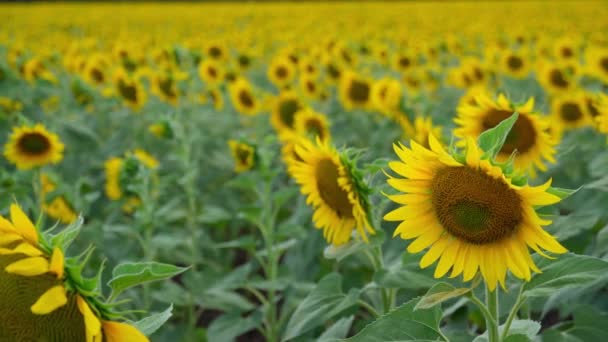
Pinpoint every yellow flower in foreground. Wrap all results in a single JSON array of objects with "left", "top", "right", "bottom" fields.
[
  {"left": 288, "top": 138, "right": 374, "bottom": 246},
  {"left": 384, "top": 134, "right": 567, "bottom": 291},
  {"left": 0, "top": 204, "right": 148, "bottom": 341},
  {"left": 3, "top": 124, "right": 64, "bottom": 170}
]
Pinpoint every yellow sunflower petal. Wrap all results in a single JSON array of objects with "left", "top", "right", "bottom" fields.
[
  {"left": 10, "top": 204, "right": 39, "bottom": 244},
  {"left": 77, "top": 295, "right": 102, "bottom": 342},
  {"left": 434, "top": 241, "right": 460, "bottom": 278},
  {"left": 103, "top": 321, "right": 149, "bottom": 342},
  {"left": 31, "top": 285, "right": 68, "bottom": 315},
  {"left": 420, "top": 235, "right": 450, "bottom": 268},
  {"left": 0, "top": 242, "right": 43, "bottom": 257},
  {"left": 50, "top": 247, "right": 65, "bottom": 279},
  {"left": 5, "top": 256, "right": 49, "bottom": 276}
]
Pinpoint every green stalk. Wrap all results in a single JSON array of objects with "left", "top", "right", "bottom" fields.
[
  {"left": 500, "top": 285, "right": 526, "bottom": 341},
  {"left": 485, "top": 285, "right": 500, "bottom": 342}
]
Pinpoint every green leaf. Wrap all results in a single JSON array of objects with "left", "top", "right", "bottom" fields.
[
  {"left": 318, "top": 316, "right": 354, "bottom": 342},
  {"left": 133, "top": 305, "right": 173, "bottom": 336},
  {"left": 324, "top": 230, "right": 385, "bottom": 262},
  {"left": 477, "top": 112, "right": 518, "bottom": 158},
  {"left": 542, "top": 305, "right": 608, "bottom": 342},
  {"left": 474, "top": 320, "right": 540, "bottom": 342},
  {"left": 523, "top": 253, "right": 608, "bottom": 297},
  {"left": 373, "top": 264, "right": 436, "bottom": 290},
  {"left": 206, "top": 311, "right": 262, "bottom": 342},
  {"left": 546, "top": 186, "right": 580, "bottom": 201},
  {"left": 415, "top": 282, "right": 472, "bottom": 310},
  {"left": 199, "top": 205, "right": 231, "bottom": 224},
  {"left": 282, "top": 273, "right": 360, "bottom": 341},
  {"left": 108, "top": 262, "right": 189, "bottom": 298},
  {"left": 343, "top": 297, "right": 443, "bottom": 341},
  {"left": 50, "top": 216, "right": 83, "bottom": 251},
  {"left": 502, "top": 334, "right": 532, "bottom": 342}
]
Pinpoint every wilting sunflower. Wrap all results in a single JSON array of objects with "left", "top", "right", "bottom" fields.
[
  {"left": 4, "top": 124, "right": 64, "bottom": 170},
  {"left": 271, "top": 91, "right": 303, "bottom": 140},
  {"left": 294, "top": 108, "right": 331, "bottom": 142},
  {"left": 113, "top": 68, "right": 146, "bottom": 112},
  {"left": 537, "top": 62, "right": 576, "bottom": 94},
  {"left": 550, "top": 92, "right": 593, "bottom": 134},
  {"left": 268, "top": 57, "right": 296, "bottom": 89},
  {"left": 384, "top": 134, "right": 567, "bottom": 291},
  {"left": 228, "top": 78, "right": 259, "bottom": 116},
  {"left": 0, "top": 204, "right": 148, "bottom": 341},
  {"left": 228, "top": 140, "right": 256, "bottom": 173},
  {"left": 500, "top": 51, "right": 530, "bottom": 79},
  {"left": 198, "top": 59, "right": 225, "bottom": 86},
  {"left": 455, "top": 93, "right": 557, "bottom": 177},
  {"left": 585, "top": 46, "right": 608, "bottom": 83},
  {"left": 339, "top": 71, "right": 372, "bottom": 110},
  {"left": 287, "top": 138, "right": 374, "bottom": 246}
]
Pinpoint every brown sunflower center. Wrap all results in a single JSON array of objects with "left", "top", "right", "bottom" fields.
[
  {"left": 17, "top": 132, "right": 51, "bottom": 156},
  {"left": 473, "top": 67, "right": 484, "bottom": 81},
  {"left": 507, "top": 56, "right": 523, "bottom": 71},
  {"left": 305, "top": 118, "right": 325, "bottom": 140},
  {"left": 236, "top": 146, "right": 251, "bottom": 164},
  {"left": 481, "top": 109, "right": 536, "bottom": 154},
  {"left": 306, "top": 81, "right": 316, "bottom": 92},
  {"left": 279, "top": 99, "right": 300, "bottom": 128},
  {"left": 399, "top": 57, "right": 411, "bottom": 68},
  {"left": 0, "top": 254, "right": 86, "bottom": 341},
  {"left": 238, "top": 90, "right": 254, "bottom": 108},
  {"left": 208, "top": 66, "right": 218, "bottom": 78},
  {"left": 315, "top": 158, "right": 354, "bottom": 219},
  {"left": 549, "top": 69, "right": 569, "bottom": 88},
  {"left": 327, "top": 64, "right": 341, "bottom": 79},
  {"left": 348, "top": 79, "right": 370, "bottom": 103},
  {"left": 431, "top": 166, "right": 522, "bottom": 244},
  {"left": 275, "top": 66, "right": 288, "bottom": 79},
  {"left": 600, "top": 57, "right": 608, "bottom": 73},
  {"left": 561, "top": 47, "right": 573, "bottom": 58},
  {"left": 209, "top": 46, "right": 222, "bottom": 59},
  {"left": 238, "top": 55, "right": 250, "bottom": 67},
  {"left": 159, "top": 78, "right": 176, "bottom": 98},
  {"left": 560, "top": 102, "right": 583, "bottom": 122},
  {"left": 117, "top": 79, "right": 138, "bottom": 102},
  {"left": 90, "top": 68, "right": 104, "bottom": 83},
  {"left": 586, "top": 98, "right": 600, "bottom": 117}
]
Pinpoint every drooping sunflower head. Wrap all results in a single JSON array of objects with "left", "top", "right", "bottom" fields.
[
  {"left": 385, "top": 116, "right": 569, "bottom": 291},
  {"left": 271, "top": 91, "right": 303, "bottom": 140},
  {"left": 228, "top": 139, "right": 256, "bottom": 173},
  {"left": 287, "top": 138, "right": 374, "bottom": 246},
  {"left": 3, "top": 124, "right": 65, "bottom": 170},
  {"left": 455, "top": 93, "right": 557, "bottom": 177},
  {"left": 228, "top": 77, "right": 259, "bottom": 116},
  {"left": 0, "top": 204, "right": 151, "bottom": 341},
  {"left": 339, "top": 71, "right": 372, "bottom": 110},
  {"left": 294, "top": 108, "right": 331, "bottom": 143}
]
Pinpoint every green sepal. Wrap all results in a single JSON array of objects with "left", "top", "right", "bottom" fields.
[
  {"left": 478, "top": 112, "right": 519, "bottom": 159},
  {"left": 546, "top": 186, "right": 580, "bottom": 200}
]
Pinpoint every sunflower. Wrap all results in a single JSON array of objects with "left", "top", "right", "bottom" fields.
[
  {"left": 294, "top": 108, "right": 331, "bottom": 142},
  {"left": 393, "top": 51, "right": 417, "bottom": 73},
  {"left": 228, "top": 78, "right": 259, "bottom": 116},
  {"left": 339, "top": 71, "right": 372, "bottom": 110},
  {"left": 371, "top": 78, "right": 402, "bottom": 116},
  {"left": 151, "top": 72, "right": 179, "bottom": 105},
  {"left": 198, "top": 59, "right": 225, "bottom": 86},
  {"left": 299, "top": 56, "right": 319, "bottom": 78},
  {"left": 553, "top": 36, "right": 579, "bottom": 61},
  {"left": 0, "top": 204, "right": 148, "bottom": 341},
  {"left": 299, "top": 75, "right": 322, "bottom": 101},
  {"left": 43, "top": 197, "right": 77, "bottom": 224},
  {"left": 83, "top": 55, "right": 109, "bottom": 86},
  {"left": 455, "top": 93, "right": 557, "bottom": 177},
  {"left": 500, "top": 51, "right": 530, "bottom": 79},
  {"left": 200, "top": 87, "right": 225, "bottom": 111},
  {"left": 537, "top": 62, "right": 576, "bottom": 94},
  {"left": 268, "top": 57, "right": 296, "bottom": 89},
  {"left": 4, "top": 124, "right": 64, "bottom": 170},
  {"left": 550, "top": 92, "right": 593, "bottom": 134},
  {"left": 271, "top": 91, "right": 303, "bottom": 140},
  {"left": 0, "top": 96, "right": 23, "bottom": 115},
  {"left": 384, "top": 134, "right": 567, "bottom": 291},
  {"left": 287, "top": 138, "right": 374, "bottom": 246},
  {"left": 584, "top": 46, "right": 608, "bottom": 83},
  {"left": 104, "top": 157, "right": 123, "bottom": 200},
  {"left": 113, "top": 68, "right": 146, "bottom": 112},
  {"left": 204, "top": 42, "right": 228, "bottom": 61},
  {"left": 412, "top": 116, "right": 442, "bottom": 149},
  {"left": 596, "top": 95, "right": 608, "bottom": 134},
  {"left": 228, "top": 140, "right": 256, "bottom": 173}
]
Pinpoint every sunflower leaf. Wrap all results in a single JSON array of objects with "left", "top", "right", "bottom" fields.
[
  {"left": 108, "top": 262, "right": 189, "bottom": 300},
  {"left": 477, "top": 112, "right": 519, "bottom": 159},
  {"left": 132, "top": 304, "right": 173, "bottom": 336},
  {"left": 547, "top": 186, "right": 580, "bottom": 200},
  {"left": 415, "top": 282, "right": 472, "bottom": 310},
  {"left": 343, "top": 297, "right": 443, "bottom": 342}
]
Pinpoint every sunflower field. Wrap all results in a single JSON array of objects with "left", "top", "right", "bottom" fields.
[{"left": 1, "top": 1, "right": 608, "bottom": 341}]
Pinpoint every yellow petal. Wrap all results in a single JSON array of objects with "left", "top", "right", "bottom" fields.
[
  {"left": 434, "top": 241, "right": 459, "bottom": 278},
  {"left": 10, "top": 204, "right": 39, "bottom": 244},
  {"left": 103, "top": 321, "right": 149, "bottom": 342},
  {"left": 0, "top": 215, "right": 17, "bottom": 234},
  {"left": 31, "top": 285, "right": 68, "bottom": 315},
  {"left": 5, "top": 256, "right": 49, "bottom": 276},
  {"left": 0, "top": 242, "right": 43, "bottom": 257},
  {"left": 419, "top": 235, "right": 450, "bottom": 268},
  {"left": 50, "top": 247, "right": 65, "bottom": 279},
  {"left": 465, "top": 137, "right": 480, "bottom": 167},
  {"left": 0, "top": 233, "right": 22, "bottom": 246},
  {"left": 77, "top": 295, "right": 102, "bottom": 342},
  {"left": 407, "top": 226, "right": 443, "bottom": 253}
]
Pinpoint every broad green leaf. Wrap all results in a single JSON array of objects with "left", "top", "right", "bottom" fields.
[
  {"left": 282, "top": 273, "right": 360, "bottom": 341},
  {"left": 206, "top": 311, "right": 262, "bottom": 342},
  {"left": 374, "top": 265, "right": 436, "bottom": 290},
  {"left": 415, "top": 282, "right": 472, "bottom": 310},
  {"left": 477, "top": 112, "right": 519, "bottom": 158},
  {"left": 133, "top": 305, "right": 173, "bottom": 336},
  {"left": 503, "top": 334, "right": 532, "bottom": 342},
  {"left": 541, "top": 305, "right": 608, "bottom": 342},
  {"left": 318, "top": 316, "right": 354, "bottom": 342},
  {"left": 324, "top": 230, "right": 385, "bottom": 262},
  {"left": 343, "top": 297, "right": 443, "bottom": 342},
  {"left": 546, "top": 186, "right": 580, "bottom": 201},
  {"left": 523, "top": 253, "right": 608, "bottom": 297},
  {"left": 109, "top": 262, "right": 189, "bottom": 298}
]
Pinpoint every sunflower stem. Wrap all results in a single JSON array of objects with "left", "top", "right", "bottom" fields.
[
  {"left": 465, "top": 292, "right": 497, "bottom": 338},
  {"left": 485, "top": 285, "right": 500, "bottom": 342},
  {"left": 358, "top": 299, "right": 380, "bottom": 318},
  {"left": 501, "top": 285, "right": 526, "bottom": 341}
]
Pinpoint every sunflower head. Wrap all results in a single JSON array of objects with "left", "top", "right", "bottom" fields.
[
  {"left": 385, "top": 113, "right": 571, "bottom": 291},
  {"left": 371, "top": 78, "right": 402, "bottom": 115},
  {"left": 198, "top": 59, "right": 225, "bottom": 86},
  {"left": 271, "top": 91, "right": 303, "bottom": 140},
  {"left": 268, "top": 57, "right": 295, "bottom": 88},
  {"left": 113, "top": 68, "right": 146, "bottom": 112},
  {"left": 3, "top": 124, "right": 64, "bottom": 170},
  {"left": 229, "top": 78, "right": 259, "bottom": 116},
  {"left": 294, "top": 108, "right": 331, "bottom": 143},
  {"left": 151, "top": 73, "right": 179, "bottom": 105},
  {"left": 287, "top": 138, "right": 374, "bottom": 246},
  {"left": 455, "top": 93, "right": 557, "bottom": 177},
  {"left": 0, "top": 203, "right": 167, "bottom": 341},
  {"left": 339, "top": 71, "right": 372, "bottom": 110},
  {"left": 501, "top": 51, "right": 529, "bottom": 79},
  {"left": 538, "top": 62, "right": 575, "bottom": 94},
  {"left": 551, "top": 92, "right": 593, "bottom": 135},
  {"left": 228, "top": 139, "right": 256, "bottom": 173}
]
